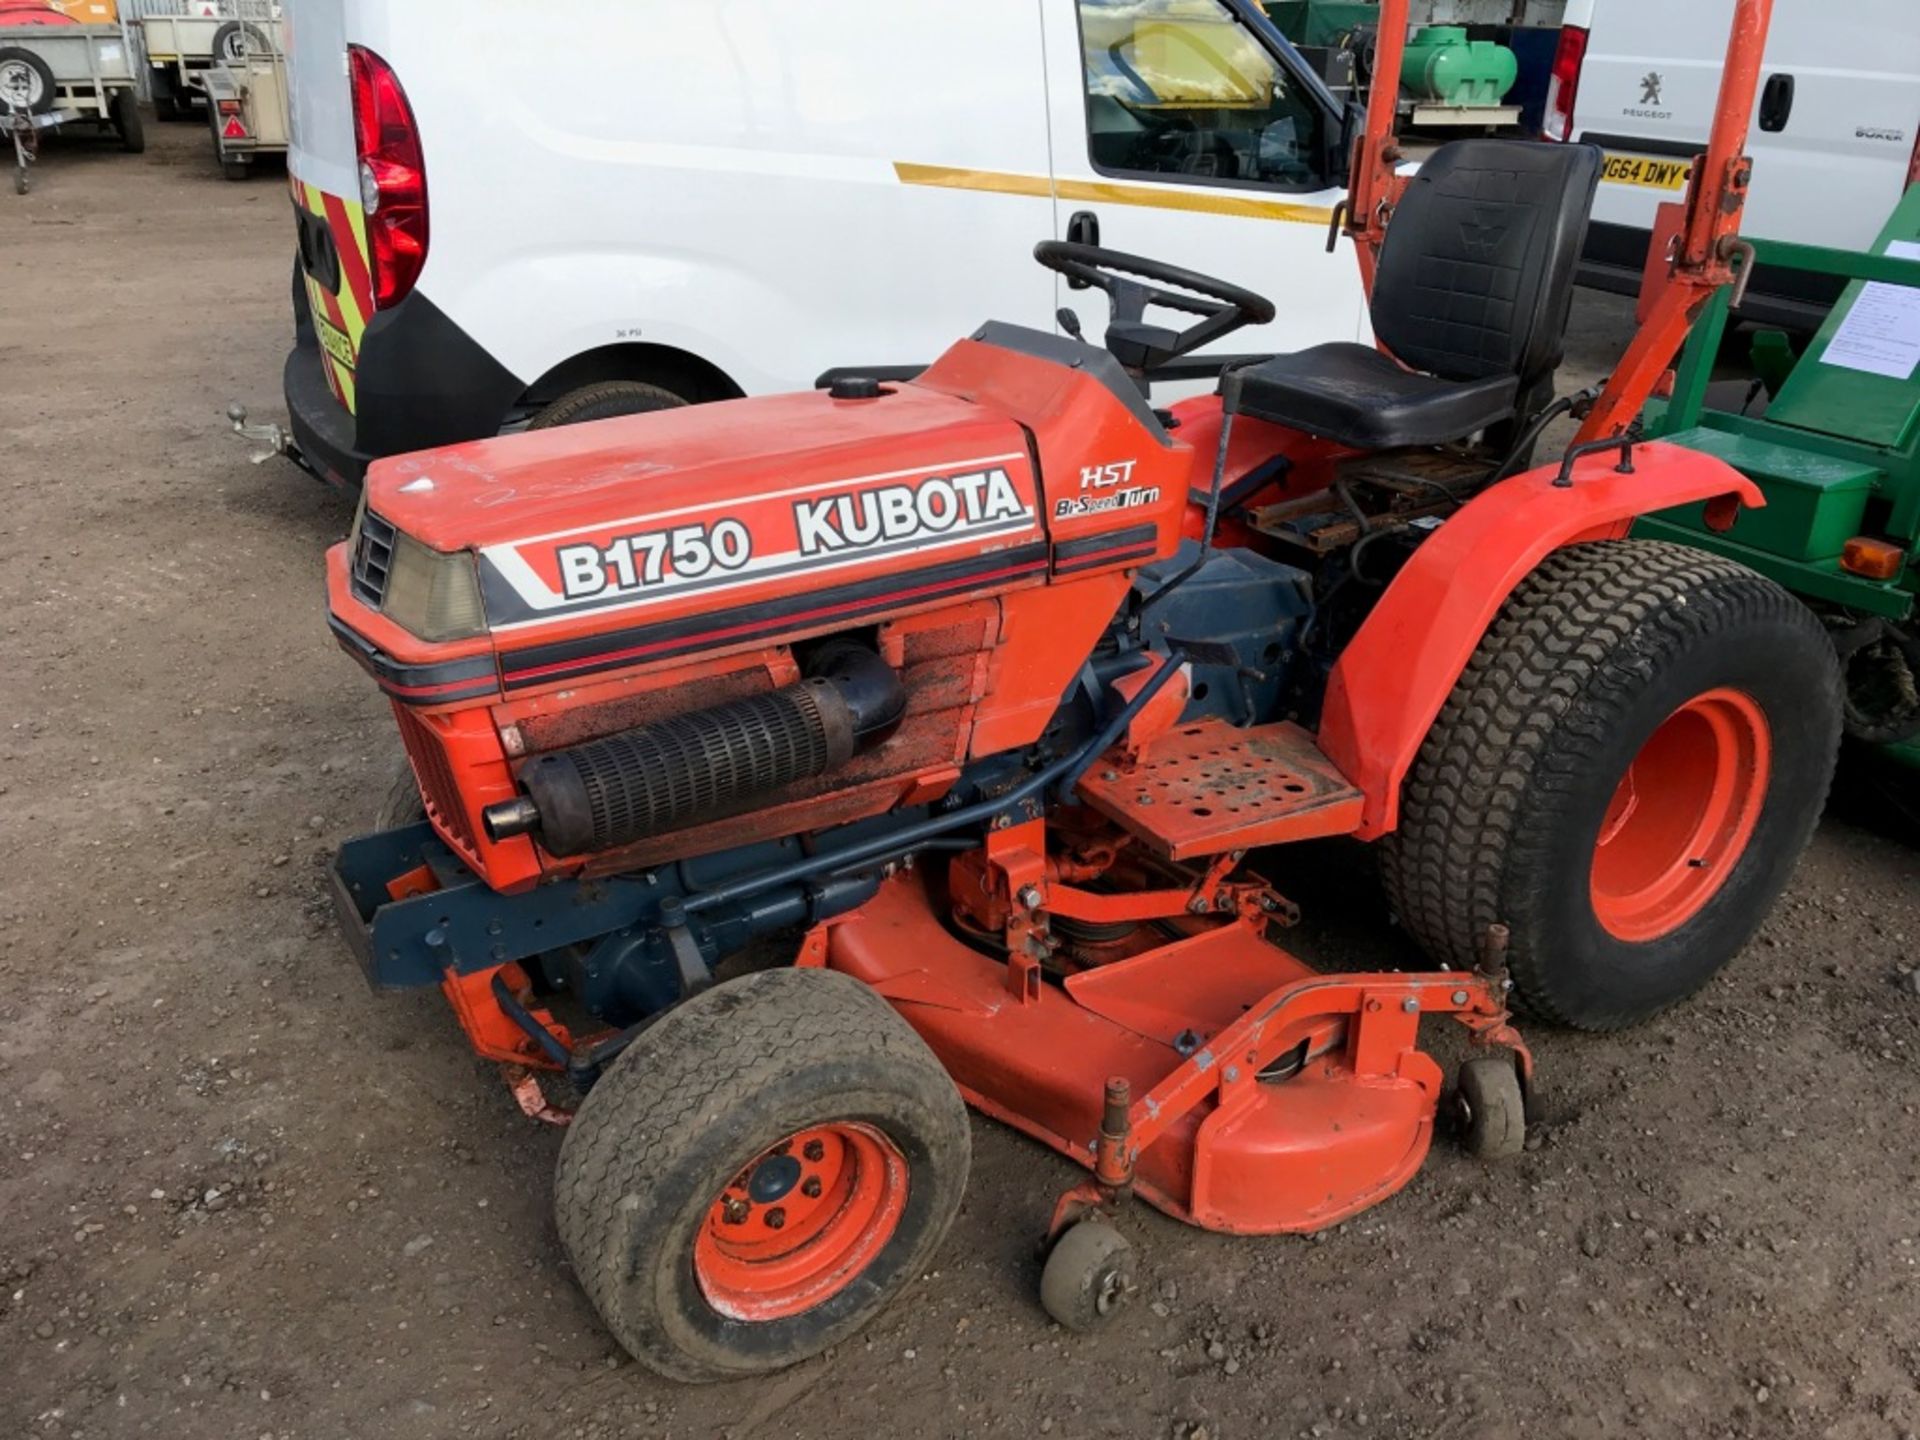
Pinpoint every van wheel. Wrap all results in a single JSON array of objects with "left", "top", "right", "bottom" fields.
[
  {"left": 527, "top": 380, "right": 688, "bottom": 430},
  {"left": 1381, "top": 541, "right": 1840, "bottom": 1031}
]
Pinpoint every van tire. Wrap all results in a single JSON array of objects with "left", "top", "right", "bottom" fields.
[{"left": 527, "top": 380, "right": 688, "bottom": 430}]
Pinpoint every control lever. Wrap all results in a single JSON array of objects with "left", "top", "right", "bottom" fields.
[{"left": 1057, "top": 307, "right": 1085, "bottom": 342}]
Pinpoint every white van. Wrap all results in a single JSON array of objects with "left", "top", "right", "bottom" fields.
[
  {"left": 280, "top": 0, "right": 1368, "bottom": 488},
  {"left": 1544, "top": 0, "right": 1920, "bottom": 326}
]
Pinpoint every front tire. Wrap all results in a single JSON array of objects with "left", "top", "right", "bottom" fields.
[
  {"left": 1381, "top": 541, "right": 1840, "bottom": 1031},
  {"left": 553, "top": 967, "right": 970, "bottom": 1382},
  {"left": 526, "top": 379, "right": 687, "bottom": 430}
]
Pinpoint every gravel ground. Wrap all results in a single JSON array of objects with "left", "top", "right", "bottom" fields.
[{"left": 3, "top": 118, "right": 1919, "bottom": 1440}]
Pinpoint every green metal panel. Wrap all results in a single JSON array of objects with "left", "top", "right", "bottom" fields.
[
  {"left": 1765, "top": 188, "right": 1920, "bottom": 451},
  {"left": 1263, "top": 1, "right": 1378, "bottom": 45},
  {"left": 1632, "top": 517, "right": 1913, "bottom": 620},
  {"left": 1642, "top": 426, "right": 1879, "bottom": 562}
]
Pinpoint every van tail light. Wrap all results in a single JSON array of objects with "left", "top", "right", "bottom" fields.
[
  {"left": 1543, "top": 24, "right": 1589, "bottom": 143},
  {"left": 1909, "top": 129, "right": 1920, "bottom": 188},
  {"left": 348, "top": 45, "right": 428, "bottom": 310}
]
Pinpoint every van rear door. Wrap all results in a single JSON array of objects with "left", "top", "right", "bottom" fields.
[
  {"left": 1575, "top": 0, "right": 1920, "bottom": 275},
  {"left": 285, "top": 0, "right": 369, "bottom": 417}
]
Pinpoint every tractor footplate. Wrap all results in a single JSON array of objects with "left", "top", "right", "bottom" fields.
[{"left": 1075, "top": 719, "right": 1363, "bottom": 859}]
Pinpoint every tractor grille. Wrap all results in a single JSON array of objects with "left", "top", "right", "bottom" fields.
[
  {"left": 395, "top": 706, "right": 481, "bottom": 863},
  {"left": 350, "top": 508, "right": 399, "bottom": 609}
]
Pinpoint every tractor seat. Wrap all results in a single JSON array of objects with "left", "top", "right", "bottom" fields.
[{"left": 1224, "top": 139, "right": 1601, "bottom": 450}]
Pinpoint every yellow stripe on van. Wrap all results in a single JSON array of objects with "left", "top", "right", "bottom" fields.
[{"left": 894, "top": 161, "right": 1334, "bottom": 226}]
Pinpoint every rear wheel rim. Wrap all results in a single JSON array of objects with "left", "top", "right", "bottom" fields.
[
  {"left": 1590, "top": 687, "right": 1771, "bottom": 942},
  {"left": 692, "top": 1122, "right": 908, "bottom": 1322}
]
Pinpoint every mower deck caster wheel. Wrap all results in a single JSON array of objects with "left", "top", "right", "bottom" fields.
[
  {"left": 1456, "top": 1056, "right": 1525, "bottom": 1161},
  {"left": 1040, "top": 1218, "right": 1135, "bottom": 1332}
]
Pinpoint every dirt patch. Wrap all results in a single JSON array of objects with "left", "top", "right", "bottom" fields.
[{"left": 3, "top": 118, "right": 1919, "bottom": 1440}]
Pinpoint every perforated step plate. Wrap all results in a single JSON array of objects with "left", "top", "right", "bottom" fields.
[{"left": 1076, "top": 719, "right": 1363, "bottom": 860}]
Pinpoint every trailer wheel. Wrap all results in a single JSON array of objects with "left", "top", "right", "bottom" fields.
[
  {"left": 554, "top": 967, "right": 970, "bottom": 1382},
  {"left": 526, "top": 379, "right": 688, "bottom": 430},
  {"left": 211, "top": 21, "right": 272, "bottom": 65},
  {"left": 0, "top": 47, "right": 55, "bottom": 115},
  {"left": 109, "top": 90, "right": 144, "bottom": 154},
  {"left": 1381, "top": 540, "right": 1839, "bottom": 1031}
]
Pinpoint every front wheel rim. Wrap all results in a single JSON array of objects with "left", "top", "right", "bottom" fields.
[
  {"left": 692, "top": 1121, "right": 908, "bottom": 1322},
  {"left": 1590, "top": 687, "right": 1772, "bottom": 942}
]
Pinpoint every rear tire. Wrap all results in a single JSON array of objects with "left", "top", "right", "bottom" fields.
[
  {"left": 553, "top": 967, "right": 970, "bottom": 1382},
  {"left": 1381, "top": 540, "right": 1840, "bottom": 1031},
  {"left": 526, "top": 379, "right": 688, "bottom": 430}
]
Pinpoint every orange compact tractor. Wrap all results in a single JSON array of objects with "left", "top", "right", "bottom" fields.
[{"left": 328, "top": 0, "right": 1825, "bottom": 1382}]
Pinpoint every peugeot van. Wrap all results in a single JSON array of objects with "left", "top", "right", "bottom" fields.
[{"left": 1545, "top": 0, "right": 1920, "bottom": 326}]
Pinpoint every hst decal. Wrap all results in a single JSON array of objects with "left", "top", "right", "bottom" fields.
[{"left": 479, "top": 454, "right": 1040, "bottom": 627}]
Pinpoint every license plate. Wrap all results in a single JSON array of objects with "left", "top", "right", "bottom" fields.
[
  {"left": 1600, "top": 152, "right": 1692, "bottom": 191},
  {"left": 314, "top": 309, "right": 357, "bottom": 371}
]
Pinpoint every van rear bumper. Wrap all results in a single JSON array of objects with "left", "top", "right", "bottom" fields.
[
  {"left": 1578, "top": 220, "right": 1846, "bottom": 333},
  {"left": 284, "top": 340, "right": 372, "bottom": 489}
]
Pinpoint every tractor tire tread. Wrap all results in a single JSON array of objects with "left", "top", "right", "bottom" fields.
[
  {"left": 1380, "top": 539, "right": 1837, "bottom": 1030},
  {"left": 553, "top": 966, "right": 967, "bottom": 1382}
]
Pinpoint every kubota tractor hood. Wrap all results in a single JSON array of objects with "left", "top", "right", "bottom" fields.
[{"left": 356, "top": 383, "right": 1047, "bottom": 658}]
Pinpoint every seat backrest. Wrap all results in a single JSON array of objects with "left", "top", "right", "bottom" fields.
[{"left": 1371, "top": 140, "right": 1602, "bottom": 394}]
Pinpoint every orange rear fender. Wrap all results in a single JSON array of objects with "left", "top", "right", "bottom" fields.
[{"left": 1318, "top": 442, "right": 1764, "bottom": 839}]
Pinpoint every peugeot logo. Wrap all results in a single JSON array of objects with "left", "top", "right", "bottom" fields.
[{"left": 1640, "top": 72, "right": 1664, "bottom": 106}]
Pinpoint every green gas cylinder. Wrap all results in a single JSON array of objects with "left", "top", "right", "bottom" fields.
[{"left": 1399, "top": 25, "right": 1518, "bottom": 107}]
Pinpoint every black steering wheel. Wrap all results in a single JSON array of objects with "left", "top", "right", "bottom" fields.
[{"left": 1033, "top": 240, "right": 1275, "bottom": 372}]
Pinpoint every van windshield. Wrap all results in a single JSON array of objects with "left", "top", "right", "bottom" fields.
[{"left": 1078, "top": 0, "right": 1326, "bottom": 190}]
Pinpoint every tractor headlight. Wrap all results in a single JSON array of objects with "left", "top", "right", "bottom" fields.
[
  {"left": 348, "top": 498, "right": 486, "bottom": 642},
  {"left": 382, "top": 530, "right": 486, "bottom": 641}
]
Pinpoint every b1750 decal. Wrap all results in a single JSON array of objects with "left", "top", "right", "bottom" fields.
[{"left": 480, "top": 455, "right": 1039, "bottom": 628}]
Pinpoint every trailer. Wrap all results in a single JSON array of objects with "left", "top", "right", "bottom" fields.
[
  {"left": 1638, "top": 185, "right": 1920, "bottom": 810},
  {"left": 201, "top": 19, "right": 280, "bottom": 181},
  {"left": 0, "top": 1, "right": 141, "bottom": 192},
  {"left": 130, "top": 2, "right": 276, "bottom": 120}
]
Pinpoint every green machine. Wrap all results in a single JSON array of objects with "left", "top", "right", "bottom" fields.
[
  {"left": 1265, "top": 4, "right": 1521, "bottom": 126},
  {"left": 1640, "top": 186, "right": 1920, "bottom": 780}
]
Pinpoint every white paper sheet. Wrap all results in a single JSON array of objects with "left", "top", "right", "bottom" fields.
[{"left": 1819, "top": 239, "right": 1920, "bottom": 381}]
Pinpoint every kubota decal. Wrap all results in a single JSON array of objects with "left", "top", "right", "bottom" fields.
[{"left": 478, "top": 454, "right": 1041, "bottom": 629}]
